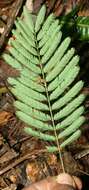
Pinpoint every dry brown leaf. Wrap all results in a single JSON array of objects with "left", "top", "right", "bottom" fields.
[
  {"left": 47, "top": 154, "right": 57, "bottom": 165},
  {"left": 33, "top": 0, "right": 63, "bottom": 16},
  {"left": 0, "top": 0, "right": 14, "bottom": 8},
  {"left": 0, "top": 133, "right": 3, "bottom": 146},
  {"left": 0, "top": 148, "right": 18, "bottom": 164},
  {"left": 26, "top": 162, "right": 40, "bottom": 182},
  {"left": 0, "top": 58, "right": 20, "bottom": 78},
  {"left": 0, "top": 111, "right": 13, "bottom": 126},
  {"left": 2, "top": 184, "right": 16, "bottom": 190},
  {"left": 33, "top": 0, "right": 44, "bottom": 14}
]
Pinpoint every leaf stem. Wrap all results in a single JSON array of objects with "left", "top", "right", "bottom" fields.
[
  {"left": 41, "top": 67, "right": 65, "bottom": 173},
  {"left": 35, "top": 37, "right": 65, "bottom": 173}
]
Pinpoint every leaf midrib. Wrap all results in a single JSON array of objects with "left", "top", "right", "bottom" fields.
[{"left": 35, "top": 33, "right": 65, "bottom": 172}]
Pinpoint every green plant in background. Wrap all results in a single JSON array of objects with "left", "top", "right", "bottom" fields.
[
  {"left": 76, "top": 16, "right": 89, "bottom": 40},
  {"left": 3, "top": 5, "right": 85, "bottom": 172},
  {"left": 58, "top": 6, "right": 89, "bottom": 41}
]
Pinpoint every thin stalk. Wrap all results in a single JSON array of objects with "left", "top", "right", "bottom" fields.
[
  {"left": 41, "top": 67, "right": 65, "bottom": 173},
  {"left": 35, "top": 37, "right": 65, "bottom": 173}
]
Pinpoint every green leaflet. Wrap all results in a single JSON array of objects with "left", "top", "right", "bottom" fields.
[
  {"left": 48, "top": 54, "right": 79, "bottom": 91},
  {"left": 35, "top": 5, "right": 46, "bottom": 32},
  {"left": 15, "top": 101, "right": 51, "bottom": 121},
  {"left": 46, "top": 48, "right": 76, "bottom": 82},
  {"left": 3, "top": 54, "right": 22, "bottom": 70},
  {"left": 58, "top": 116, "right": 85, "bottom": 139},
  {"left": 44, "top": 37, "right": 71, "bottom": 73},
  {"left": 18, "top": 74, "right": 45, "bottom": 92},
  {"left": 52, "top": 81, "right": 83, "bottom": 108},
  {"left": 17, "top": 19, "right": 34, "bottom": 40},
  {"left": 56, "top": 106, "right": 84, "bottom": 128},
  {"left": 16, "top": 111, "right": 52, "bottom": 131},
  {"left": 54, "top": 94, "right": 85, "bottom": 119},
  {"left": 23, "top": 6, "right": 34, "bottom": 33},
  {"left": 41, "top": 13, "right": 55, "bottom": 31},
  {"left": 40, "top": 26, "right": 61, "bottom": 55},
  {"left": 9, "top": 40, "right": 38, "bottom": 65},
  {"left": 37, "top": 13, "right": 55, "bottom": 40},
  {"left": 46, "top": 129, "right": 82, "bottom": 149},
  {"left": 50, "top": 66, "right": 79, "bottom": 101},
  {"left": 8, "top": 78, "right": 46, "bottom": 102},
  {"left": 8, "top": 47, "right": 40, "bottom": 74},
  {"left": 47, "top": 20, "right": 60, "bottom": 34},
  {"left": 24, "top": 127, "right": 55, "bottom": 141},
  {"left": 14, "top": 20, "right": 35, "bottom": 47},
  {"left": 4, "top": 5, "right": 85, "bottom": 153},
  {"left": 11, "top": 88, "right": 49, "bottom": 111},
  {"left": 60, "top": 130, "right": 81, "bottom": 148},
  {"left": 39, "top": 20, "right": 60, "bottom": 48},
  {"left": 42, "top": 32, "right": 62, "bottom": 64},
  {"left": 9, "top": 45, "right": 39, "bottom": 66},
  {"left": 12, "top": 30, "right": 37, "bottom": 56},
  {"left": 46, "top": 146, "right": 58, "bottom": 152},
  {"left": 21, "top": 68, "right": 38, "bottom": 81}
]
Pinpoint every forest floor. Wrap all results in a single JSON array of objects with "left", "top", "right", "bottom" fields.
[{"left": 0, "top": 0, "right": 89, "bottom": 189}]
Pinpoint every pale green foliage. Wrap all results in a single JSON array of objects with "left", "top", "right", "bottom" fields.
[
  {"left": 35, "top": 5, "right": 46, "bottom": 32},
  {"left": 3, "top": 5, "right": 85, "bottom": 152}
]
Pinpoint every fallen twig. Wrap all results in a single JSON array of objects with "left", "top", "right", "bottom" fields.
[
  {"left": 0, "top": 0, "right": 25, "bottom": 49},
  {"left": 0, "top": 149, "right": 47, "bottom": 176}
]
